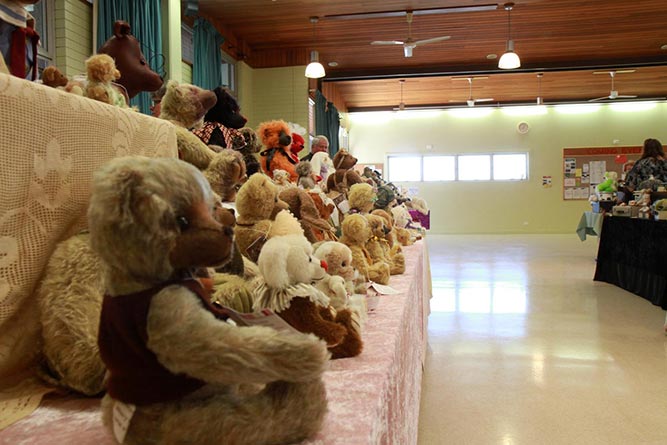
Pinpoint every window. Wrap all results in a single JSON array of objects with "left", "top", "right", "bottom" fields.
[
  {"left": 220, "top": 52, "right": 236, "bottom": 92},
  {"left": 387, "top": 156, "right": 421, "bottom": 182},
  {"left": 181, "top": 24, "right": 194, "bottom": 65},
  {"left": 387, "top": 153, "right": 528, "bottom": 182},
  {"left": 423, "top": 156, "right": 455, "bottom": 181},
  {"left": 26, "top": 0, "right": 55, "bottom": 71},
  {"left": 493, "top": 154, "right": 527, "bottom": 180},
  {"left": 459, "top": 155, "right": 491, "bottom": 181}
]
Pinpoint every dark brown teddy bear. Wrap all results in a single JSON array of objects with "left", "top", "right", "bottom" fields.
[{"left": 327, "top": 150, "right": 364, "bottom": 194}]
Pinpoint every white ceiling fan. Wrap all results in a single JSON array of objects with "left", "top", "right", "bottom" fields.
[
  {"left": 589, "top": 70, "right": 637, "bottom": 101},
  {"left": 370, "top": 12, "right": 451, "bottom": 58},
  {"left": 451, "top": 77, "right": 494, "bottom": 107}
]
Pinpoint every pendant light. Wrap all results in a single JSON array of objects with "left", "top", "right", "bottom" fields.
[
  {"left": 305, "top": 17, "right": 326, "bottom": 79},
  {"left": 498, "top": 2, "right": 521, "bottom": 70},
  {"left": 536, "top": 73, "right": 543, "bottom": 105},
  {"left": 398, "top": 79, "right": 405, "bottom": 111}
]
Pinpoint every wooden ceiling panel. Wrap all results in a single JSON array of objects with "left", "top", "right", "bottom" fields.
[{"left": 195, "top": 0, "right": 667, "bottom": 110}]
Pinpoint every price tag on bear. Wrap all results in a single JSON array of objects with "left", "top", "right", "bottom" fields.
[
  {"left": 367, "top": 281, "right": 400, "bottom": 295},
  {"left": 112, "top": 400, "right": 136, "bottom": 444}
]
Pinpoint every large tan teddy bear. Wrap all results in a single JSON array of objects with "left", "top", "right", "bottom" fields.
[
  {"left": 339, "top": 214, "right": 391, "bottom": 285},
  {"left": 366, "top": 214, "right": 405, "bottom": 275},
  {"left": 235, "top": 173, "right": 289, "bottom": 262},
  {"left": 89, "top": 156, "right": 328, "bottom": 445},
  {"left": 254, "top": 234, "right": 363, "bottom": 359},
  {"left": 348, "top": 182, "right": 376, "bottom": 214},
  {"left": 159, "top": 80, "right": 218, "bottom": 170}
]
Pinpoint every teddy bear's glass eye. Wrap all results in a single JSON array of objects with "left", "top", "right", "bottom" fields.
[
  {"left": 342, "top": 261, "right": 346, "bottom": 267},
  {"left": 177, "top": 216, "right": 190, "bottom": 230}
]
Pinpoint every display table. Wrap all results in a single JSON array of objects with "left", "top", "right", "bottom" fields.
[
  {"left": 0, "top": 241, "right": 431, "bottom": 445},
  {"left": 593, "top": 216, "right": 667, "bottom": 309},
  {"left": 576, "top": 211, "right": 604, "bottom": 241}
]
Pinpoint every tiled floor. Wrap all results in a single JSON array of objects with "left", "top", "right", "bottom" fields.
[{"left": 418, "top": 235, "right": 667, "bottom": 445}]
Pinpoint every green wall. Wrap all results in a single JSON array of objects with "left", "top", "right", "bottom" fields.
[
  {"left": 181, "top": 61, "right": 192, "bottom": 84},
  {"left": 54, "top": 0, "right": 92, "bottom": 77},
  {"left": 244, "top": 65, "right": 309, "bottom": 134},
  {"left": 348, "top": 103, "right": 667, "bottom": 234}
]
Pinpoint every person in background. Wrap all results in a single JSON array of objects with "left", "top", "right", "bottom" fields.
[
  {"left": 302, "top": 135, "right": 329, "bottom": 162},
  {"left": 306, "top": 135, "right": 333, "bottom": 187},
  {"left": 624, "top": 138, "right": 667, "bottom": 193},
  {"left": 150, "top": 83, "right": 167, "bottom": 117},
  {"left": 0, "top": 0, "right": 40, "bottom": 80}
]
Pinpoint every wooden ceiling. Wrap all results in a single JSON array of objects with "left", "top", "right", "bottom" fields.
[{"left": 197, "top": 0, "right": 667, "bottom": 112}]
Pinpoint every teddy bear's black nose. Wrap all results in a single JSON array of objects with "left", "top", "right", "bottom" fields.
[{"left": 223, "top": 226, "right": 234, "bottom": 238}]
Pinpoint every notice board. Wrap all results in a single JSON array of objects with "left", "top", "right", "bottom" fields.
[{"left": 562, "top": 146, "right": 642, "bottom": 200}]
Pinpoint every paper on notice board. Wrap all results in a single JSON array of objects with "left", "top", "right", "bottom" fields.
[{"left": 564, "top": 178, "right": 576, "bottom": 187}]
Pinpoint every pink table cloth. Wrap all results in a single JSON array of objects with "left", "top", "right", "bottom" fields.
[{"left": 0, "top": 241, "right": 430, "bottom": 445}]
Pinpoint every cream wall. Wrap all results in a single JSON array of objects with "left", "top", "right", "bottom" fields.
[
  {"left": 54, "top": 0, "right": 92, "bottom": 77},
  {"left": 236, "top": 61, "right": 254, "bottom": 123},
  {"left": 348, "top": 103, "right": 667, "bottom": 234}
]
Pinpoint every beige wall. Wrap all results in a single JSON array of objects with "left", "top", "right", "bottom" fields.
[
  {"left": 245, "top": 65, "right": 309, "bottom": 133},
  {"left": 348, "top": 103, "right": 667, "bottom": 234},
  {"left": 54, "top": 0, "right": 93, "bottom": 77}
]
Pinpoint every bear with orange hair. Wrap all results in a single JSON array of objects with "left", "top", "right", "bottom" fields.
[{"left": 258, "top": 120, "right": 298, "bottom": 182}]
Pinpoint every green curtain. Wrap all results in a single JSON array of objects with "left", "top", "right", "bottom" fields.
[
  {"left": 326, "top": 101, "right": 340, "bottom": 156},
  {"left": 96, "top": 0, "right": 163, "bottom": 114},
  {"left": 193, "top": 18, "right": 224, "bottom": 90},
  {"left": 315, "top": 90, "right": 340, "bottom": 157}
]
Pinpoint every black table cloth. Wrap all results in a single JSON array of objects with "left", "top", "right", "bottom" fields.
[{"left": 594, "top": 216, "right": 667, "bottom": 309}]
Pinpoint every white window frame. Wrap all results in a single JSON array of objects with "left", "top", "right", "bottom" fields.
[{"left": 387, "top": 152, "right": 529, "bottom": 183}]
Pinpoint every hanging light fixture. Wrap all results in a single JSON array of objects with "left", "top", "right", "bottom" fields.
[
  {"left": 498, "top": 2, "right": 521, "bottom": 70},
  {"left": 536, "top": 73, "right": 543, "bottom": 104},
  {"left": 398, "top": 79, "right": 406, "bottom": 111},
  {"left": 305, "top": 17, "right": 326, "bottom": 78}
]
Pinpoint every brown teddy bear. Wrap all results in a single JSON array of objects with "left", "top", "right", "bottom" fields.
[
  {"left": 279, "top": 188, "right": 335, "bottom": 243},
  {"left": 254, "top": 234, "right": 362, "bottom": 359},
  {"left": 313, "top": 241, "right": 368, "bottom": 308},
  {"left": 258, "top": 120, "right": 298, "bottom": 181},
  {"left": 235, "top": 173, "right": 289, "bottom": 262},
  {"left": 348, "top": 182, "right": 376, "bottom": 214},
  {"left": 203, "top": 148, "right": 247, "bottom": 202},
  {"left": 84, "top": 54, "right": 127, "bottom": 107},
  {"left": 41, "top": 65, "right": 84, "bottom": 95},
  {"left": 366, "top": 214, "right": 405, "bottom": 275},
  {"left": 159, "top": 80, "right": 218, "bottom": 170},
  {"left": 97, "top": 20, "right": 163, "bottom": 100},
  {"left": 89, "top": 156, "right": 328, "bottom": 445},
  {"left": 230, "top": 127, "right": 262, "bottom": 177},
  {"left": 339, "top": 214, "right": 391, "bottom": 285},
  {"left": 327, "top": 149, "right": 364, "bottom": 194}
]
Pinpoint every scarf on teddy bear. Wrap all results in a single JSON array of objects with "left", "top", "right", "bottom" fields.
[{"left": 253, "top": 281, "right": 330, "bottom": 313}]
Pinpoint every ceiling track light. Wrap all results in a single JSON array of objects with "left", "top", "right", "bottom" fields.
[
  {"left": 498, "top": 2, "right": 521, "bottom": 70},
  {"left": 305, "top": 17, "right": 326, "bottom": 79}
]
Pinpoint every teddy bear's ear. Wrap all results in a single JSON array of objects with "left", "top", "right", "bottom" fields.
[
  {"left": 111, "top": 168, "right": 173, "bottom": 230},
  {"left": 258, "top": 238, "right": 290, "bottom": 289}
]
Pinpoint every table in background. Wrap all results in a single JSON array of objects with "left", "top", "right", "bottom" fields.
[
  {"left": 593, "top": 216, "right": 667, "bottom": 309},
  {"left": 576, "top": 211, "right": 604, "bottom": 241}
]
